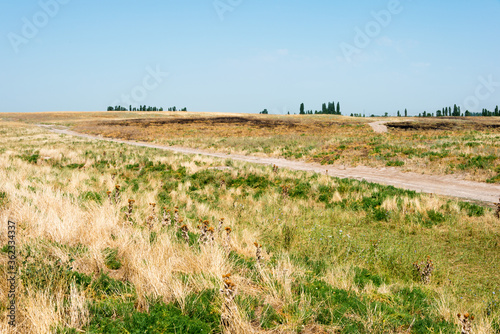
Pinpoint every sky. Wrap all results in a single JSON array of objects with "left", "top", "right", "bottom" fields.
[{"left": 1, "top": 0, "right": 500, "bottom": 116}]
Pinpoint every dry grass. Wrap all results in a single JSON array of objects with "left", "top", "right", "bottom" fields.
[{"left": 0, "top": 121, "right": 498, "bottom": 333}]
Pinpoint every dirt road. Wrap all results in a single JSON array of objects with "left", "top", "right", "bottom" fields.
[{"left": 37, "top": 124, "right": 500, "bottom": 204}]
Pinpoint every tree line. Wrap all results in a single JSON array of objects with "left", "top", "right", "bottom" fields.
[
  {"left": 107, "top": 105, "right": 187, "bottom": 112},
  {"left": 300, "top": 101, "right": 341, "bottom": 115},
  {"left": 410, "top": 105, "right": 499, "bottom": 118}
]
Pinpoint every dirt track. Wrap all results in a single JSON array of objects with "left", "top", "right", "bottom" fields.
[{"left": 37, "top": 124, "right": 500, "bottom": 204}]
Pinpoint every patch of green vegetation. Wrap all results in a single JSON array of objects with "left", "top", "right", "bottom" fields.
[
  {"left": 295, "top": 279, "right": 456, "bottom": 333},
  {"left": 19, "top": 151, "right": 40, "bottom": 164},
  {"left": 386, "top": 160, "right": 405, "bottom": 167},
  {"left": 459, "top": 202, "right": 485, "bottom": 217},
  {"left": 87, "top": 293, "right": 216, "bottom": 333},
  {"left": 229, "top": 251, "right": 256, "bottom": 271},
  {"left": 0, "top": 191, "right": 7, "bottom": 207},
  {"left": 486, "top": 166, "right": 500, "bottom": 183},
  {"left": 354, "top": 267, "right": 383, "bottom": 289},
  {"left": 78, "top": 191, "right": 103, "bottom": 204},
  {"left": 103, "top": 247, "right": 122, "bottom": 270},
  {"left": 458, "top": 154, "right": 497, "bottom": 170}
]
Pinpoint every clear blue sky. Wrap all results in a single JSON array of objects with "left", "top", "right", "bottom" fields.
[{"left": 1, "top": 0, "right": 499, "bottom": 115}]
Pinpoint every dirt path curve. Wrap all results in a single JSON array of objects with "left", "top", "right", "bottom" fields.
[
  {"left": 368, "top": 121, "right": 389, "bottom": 133},
  {"left": 37, "top": 124, "right": 500, "bottom": 204}
]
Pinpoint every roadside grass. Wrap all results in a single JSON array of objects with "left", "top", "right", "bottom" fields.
[{"left": 0, "top": 122, "right": 499, "bottom": 333}]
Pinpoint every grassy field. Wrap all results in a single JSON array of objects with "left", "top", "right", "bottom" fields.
[
  {"left": 4, "top": 111, "right": 499, "bottom": 183},
  {"left": 0, "top": 120, "right": 499, "bottom": 333}
]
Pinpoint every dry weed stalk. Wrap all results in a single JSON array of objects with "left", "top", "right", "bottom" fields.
[
  {"left": 126, "top": 199, "right": 135, "bottom": 222},
  {"left": 273, "top": 164, "right": 278, "bottom": 173},
  {"left": 413, "top": 256, "right": 434, "bottom": 284},
  {"left": 114, "top": 185, "right": 121, "bottom": 203},
  {"left": 221, "top": 274, "right": 238, "bottom": 333},
  {"left": 217, "top": 218, "right": 225, "bottom": 234},
  {"left": 495, "top": 197, "right": 500, "bottom": 218},
  {"left": 146, "top": 215, "right": 154, "bottom": 230},
  {"left": 207, "top": 226, "right": 215, "bottom": 244},
  {"left": 254, "top": 242, "right": 263, "bottom": 267},
  {"left": 224, "top": 227, "right": 232, "bottom": 252},
  {"left": 174, "top": 207, "right": 179, "bottom": 226},
  {"left": 149, "top": 203, "right": 158, "bottom": 224},
  {"left": 106, "top": 190, "right": 112, "bottom": 203},
  {"left": 162, "top": 207, "right": 171, "bottom": 227},
  {"left": 198, "top": 220, "right": 209, "bottom": 244},
  {"left": 457, "top": 313, "right": 474, "bottom": 334},
  {"left": 281, "top": 185, "right": 290, "bottom": 197},
  {"left": 180, "top": 224, "right": 190, "bottom": 244}
]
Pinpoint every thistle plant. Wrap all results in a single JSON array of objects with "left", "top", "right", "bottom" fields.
[
  {"left": 207, "top": 226, "right": 215, "bottom": 244},
  {"left": 162, "top": 207, "right": 171, "bottom": 227},
  {"left": 225, "top": 227, "right": 232, "bottom": 252},
  {"left": 198, "top": 220, "right": 209, "bottom": 244},
  {"left": 149, "top": 203, "right": 158, "bottom": 224},
  {"left": 114, "top": 185, "right": 121, "bottom": 203},
  {"left": 146, "top": 215, "right": 154, "bottom": 230},
  {"left": 281, "top": 185, "right": 290, "bottom": 197},
  {"left": 457, "top": 313, "right": 474, "bottom": 334},
  {"left": 220, "top": 273, "right": 237, "bottom": 332},
  {"left": 174, "top": 207, "right": 179, "bottom": 226},
  {"left": 413, "top": 256, "right": 434, "bottom": 284},
  {"left": 180, "top": 224, "right": 190, "bottom": 244},
  {"left": 126, "top": 199, "right": 135, "bottom": 222},
  {"left": 106, "top": 191, "right": 112, "bottom": 203}
]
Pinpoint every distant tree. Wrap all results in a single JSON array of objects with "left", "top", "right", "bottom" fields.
[
  {"left": 322, "top": 103, "right": 327, "bottom": 114},
  {"left": 300, "top": 103, "right": 305, "bottom": 115},
  {"left": 436, "top": 109, "right": 442, "bottom": 117},
  {"left": 404, "top": 109, "right": 408, "bottom": 117},
  {"left": 495, "top": 105, "right": 499, "bottom": 116},
  {"left": 107, "top": 106, "right": 113, "bottom": 111},
  {"left": 465, "top": 110, "right": 471, "bottom": 117},
  {"left": 260, "top": 109, "right": 269, "bottom": 114},
  {"left": 397, "top": 110, "right": 401, "bottom": 117},
  {"left": 336, "top": 102, "right": 341, "bottom": 115}
]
